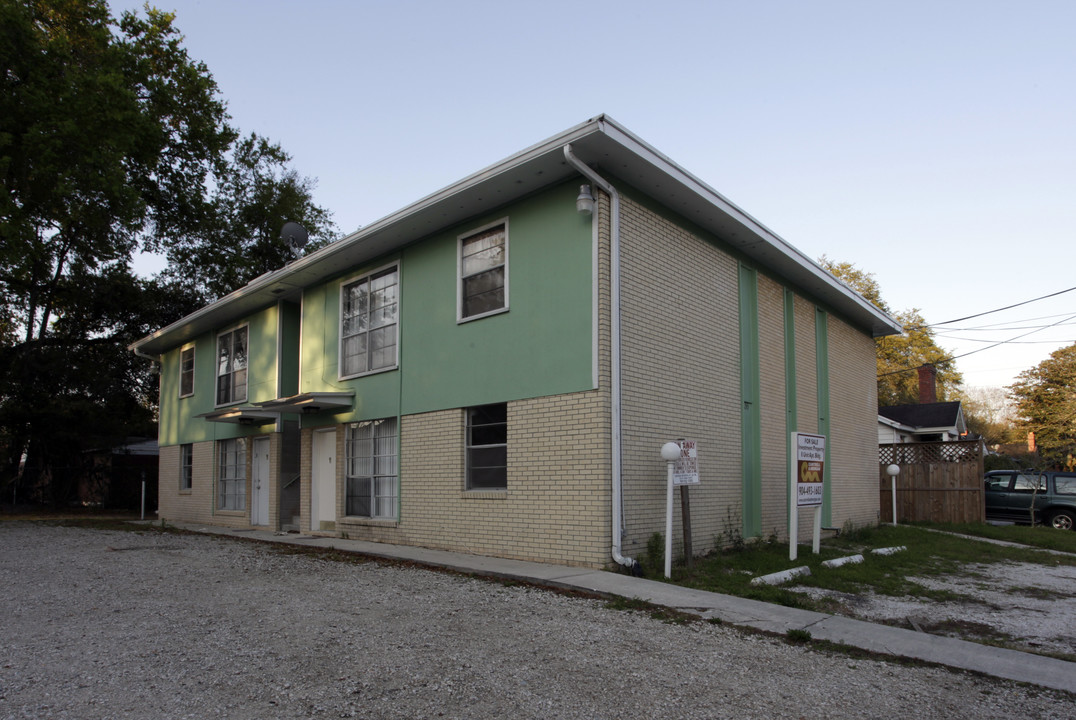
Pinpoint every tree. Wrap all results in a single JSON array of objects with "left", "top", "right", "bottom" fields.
[
  {"left": 0, "top": 1, "right": 333, "bottom": 504},
  {"left": 819, "top": 257, "right": 961, "bottom": 405},
  {"left": 0, "top": 0, "right": 233, "bottom": 345},
  {"left": 151, "top": 132, "right": 336, "bottom": 302},
  {"left": 1008, "top": 343, "right": 1076, "bottom": 470},
  {"left": 959, "top": 386, "right": 1018, "bottom": 446}
]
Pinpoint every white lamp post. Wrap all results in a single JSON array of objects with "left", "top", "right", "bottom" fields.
[
  {"left": 886, "top": 463, "right": 900, "bottom": 527},
  {"left": 660, "top": 442, "right": 681, "bottom": 578}
]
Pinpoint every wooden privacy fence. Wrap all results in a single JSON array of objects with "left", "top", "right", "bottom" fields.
[{"left": 879, "top": 441, "right": 985, "bottom": 524}]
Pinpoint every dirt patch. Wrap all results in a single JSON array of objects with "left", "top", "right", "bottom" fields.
[{"left": 792, "top": 561, "right": 1076, "bottom": 659}]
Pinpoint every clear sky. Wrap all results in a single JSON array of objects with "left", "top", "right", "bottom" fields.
[{"left": 116, "top": 0, "right": 1076, "bottom": 391}]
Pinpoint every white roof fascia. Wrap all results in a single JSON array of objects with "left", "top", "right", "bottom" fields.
[
  {"left": 131, "top": 114, "right": 902, "bottom": 356},
  {"left": 594, "top": 117, "right": 900, "bottom": 337}
]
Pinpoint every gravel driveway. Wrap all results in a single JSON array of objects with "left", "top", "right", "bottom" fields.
[{"left": 1, "top": 522, "right": 1073, "bottom": 719}]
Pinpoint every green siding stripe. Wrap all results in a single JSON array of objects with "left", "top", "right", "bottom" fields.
[
  {"left": 738, "top": 265, "right": 761, "bottom": 538},
  {"left": 784, "top": 289, "right": 797, "bottom": 532},
  {"left": 815, "top": 308, "right": 832, "bottom": 526}
]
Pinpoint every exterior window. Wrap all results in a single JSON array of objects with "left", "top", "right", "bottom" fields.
[
  {"left": 1012, "top": 474, "right": 1046, "bottom": 493},
  {"left": 466, "top": 404, "right": 507, "bottom": 490},
  {"left": 345, "top": 418, "right": 398, "bottom": 518},
  {"left": 459, "top": 221, "right": 507, "bottom": 321},
  {"left": 179, "top": 346, "right": 195, "bottom": 398},
  {"left": 180, "top": 444, "right": 193, "bottom": 490},
  {"left": 341, "top": 266, "right": 398, "bottom": 377},
  {"left": 216, "top": 327, "right": 248, "bottom": 405},
  {"left": 1057, "top": 476, "right": 1076, "bottom": 495},
  {"left": 218, "top": 438, "right": 246, "bottom": 510}
]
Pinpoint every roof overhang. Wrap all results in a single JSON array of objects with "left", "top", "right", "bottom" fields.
[
  {"left": 254, "top": 392, "right": 355, "bottom": 415},
  {"left": 196, "top": 407, "right": 279, "bottom": 426},
  {"left": 131, "top": 114, "right": 902, "bottom": 358},
  {"left": 878, "top": 415, "right": 915, "bottom": 433}
]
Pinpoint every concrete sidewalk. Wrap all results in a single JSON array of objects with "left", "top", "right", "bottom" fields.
[{"left": 176, "top": 523, "right": 1076, "bottom": 695}]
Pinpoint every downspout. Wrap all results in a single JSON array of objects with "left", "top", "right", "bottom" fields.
[{"left": 563, "top": 144, "right": 637, "bottom": 572}]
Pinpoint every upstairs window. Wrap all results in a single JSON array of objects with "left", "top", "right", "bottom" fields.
[
  {"left": 341, "top": 266, "right": 398, "bottom": 378},
  {"left": 216, "top": 326, "right": 247, "bottom": 406},
  {"left": 458, "top": 221, "right": 508, "bottom": 321},
  {"left": 466, "top": 403, "right": 507, "bottom": 490},
  {"left": 179, "top": 346, "right": 195, "bottom": 398}
]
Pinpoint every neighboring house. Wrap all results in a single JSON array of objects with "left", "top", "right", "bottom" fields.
[
  {"left": 131, "top": 115, "right": 902, "bottom": 569},
  {"left": 877, "top": 402, "right": 968, "bottom": 444},
  {"left": 877, "top": 365, "right": 968, "bottom": 444}
]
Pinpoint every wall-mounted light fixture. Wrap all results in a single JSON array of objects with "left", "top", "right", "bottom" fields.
[{"left": 576, "top": 184, "right": 595, "bottom": 215}]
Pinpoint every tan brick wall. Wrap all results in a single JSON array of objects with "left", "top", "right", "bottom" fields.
[
  {"left": 614, "top": 194, "right": 883, "bottom": 554},
  {"left": 617, "top": 194, "right": 743, "bottom": 560},
  {"left": 158, "top": 439, "right": 250, "bottom": 528},
  {"left": 318, "top": 391, "right": 610, "bottom": 567},
  {"left": 825, "top": 314, "right": 882, "bottom": 529}
]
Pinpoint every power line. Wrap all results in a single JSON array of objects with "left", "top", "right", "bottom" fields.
[
  {"left": 878, "top": 312, "right": 1076, "bottom": 379},
  {"left": 933, "top": 336, "right": 1076, "bottom": 345},
  {"left": 906, "top": 285, "right": 1076, "bottom": 331},
  {"left": 936, "top": 318, "right": 1076, "bottom": 333}
]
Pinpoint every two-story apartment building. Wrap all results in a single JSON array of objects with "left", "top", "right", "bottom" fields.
[{"left": 132, "top": 115, "right": 901, "bottom": 569}]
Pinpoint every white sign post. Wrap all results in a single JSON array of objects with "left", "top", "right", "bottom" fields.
[
  {"left": 789, "top": 432, "right": 826, "bottom": 561},
  {"left": 660, "top": 440, "right": 699, "bottom": 578}
]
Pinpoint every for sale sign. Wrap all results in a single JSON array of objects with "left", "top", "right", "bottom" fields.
[{"left": 794, "top": 433, "right": 825, "bottom": 507}]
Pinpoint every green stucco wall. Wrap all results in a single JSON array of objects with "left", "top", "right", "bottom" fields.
[
  {"left": 158, "top": 304, "right": 286, "bottom": 446},
  {"left": 299, "top": 181, "right": 595, "bottom": 425}
]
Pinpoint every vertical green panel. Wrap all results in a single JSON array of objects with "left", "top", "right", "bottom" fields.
[
  {"left": 815, "top": 307, "right": 832, "bottom": 526},
  {"left": 738, "top": 264, "right": 761, "bottom": 538},
  {"left": 784, "top": 289, "right": 797, "bottom": 531}
]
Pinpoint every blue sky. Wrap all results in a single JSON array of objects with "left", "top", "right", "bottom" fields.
[{"left": 117, "top": 0, "right": 1076, "bottom": 390}]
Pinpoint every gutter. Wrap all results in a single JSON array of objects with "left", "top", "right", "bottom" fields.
[{"left": 563, "top": 144, "right": 637, "bottom": 572}]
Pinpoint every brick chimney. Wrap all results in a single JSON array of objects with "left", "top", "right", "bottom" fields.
[{"left": 917, "top": 364, "right": 938, "bottom": 404}]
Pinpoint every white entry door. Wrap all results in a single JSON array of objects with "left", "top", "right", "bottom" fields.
[
  {"left": 311, "top": 429, "right": 337, "bottom": 531},
  {"left": 251, "top": 437, "right": 270, "bottom": 526}
]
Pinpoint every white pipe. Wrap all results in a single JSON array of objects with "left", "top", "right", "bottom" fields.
[{"left": 562, "top": 144, "right": 634, "bottom": 570}]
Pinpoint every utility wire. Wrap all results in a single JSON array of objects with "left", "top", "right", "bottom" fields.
[
  {"left": 878, "top": 312, "right": 1076, "bottom": 379},
  {"left": 905, "top": 285, "right": 1076, "bottom": 331},
  {"left": 936, "top": 319, "right": 1076, "bottom": 333}
]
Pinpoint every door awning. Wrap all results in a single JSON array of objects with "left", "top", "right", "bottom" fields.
[
  {"left": 196, "top": 407, "right": 279, "bottom": 426},
  {"left": 254, "top": 391, "right": 355, "bottom": 415}
]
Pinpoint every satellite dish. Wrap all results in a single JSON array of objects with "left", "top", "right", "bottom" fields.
[{"left": 280, "top": 222, "right": 309, "bottom": 251}]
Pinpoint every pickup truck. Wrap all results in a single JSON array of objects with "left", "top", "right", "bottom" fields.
[{"left": 983, "top": 470, "right": 1076, "bottom": 530}]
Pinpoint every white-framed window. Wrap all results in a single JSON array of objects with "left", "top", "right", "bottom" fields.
[
  {"left": 180, "top": 443, "right": 193, "bottom": 491},
  {"left": 216, "top": 326, "right": 248, "bottom": 406},
  {"left": 345, "top": 418, "right": 398, "bottom": 518},
  {"left": 217, "top": 438, "right": 246, "bottom": 510},
  {"left": 179, "top": 346, "right": 195, "bottom": 398},
  {"left": 466, "top": 403, "right": 507, "bottom": 490},
  {"left": 458, "top": 220, "right": 508, "bottom": 322},
  {"left": 340, "top": 265, "right": 398, "bottom": 378}
]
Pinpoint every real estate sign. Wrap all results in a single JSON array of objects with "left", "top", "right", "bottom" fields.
[{"left": 794, "top": 432, "right": 825, "bottom": 507}]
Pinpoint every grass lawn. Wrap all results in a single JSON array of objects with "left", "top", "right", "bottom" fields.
[{"left": 657, "top": 523, "right": 1076, "bottom": 613}]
